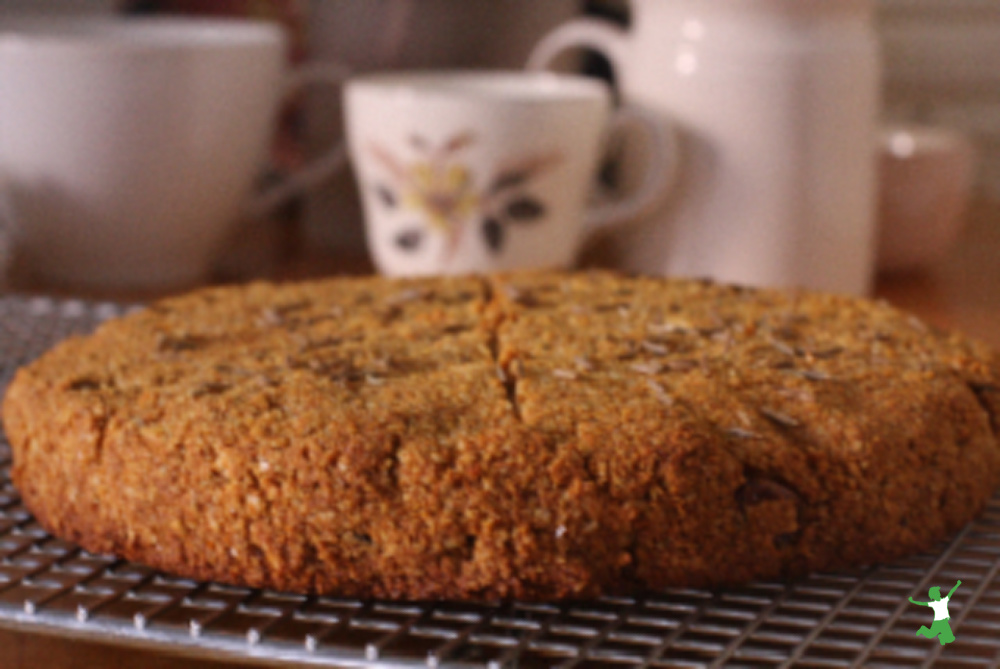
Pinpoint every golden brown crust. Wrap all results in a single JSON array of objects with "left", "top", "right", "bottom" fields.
[{"left": 3, "top": 271, "right": 1000, "bottom": 600}]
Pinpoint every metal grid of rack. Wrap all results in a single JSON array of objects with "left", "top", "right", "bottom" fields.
[{"left": 1, "top": 294, "right": 999, "bottom": 668}]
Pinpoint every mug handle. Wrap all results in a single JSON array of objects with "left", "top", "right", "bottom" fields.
[
  {"left": 0, "top": 174, "right": 11, "bottom": 288},
  {"left": 527, "top": 18, "right": 678, "bottom": 235},
  {"left": 243, "top": 61, "right": 353, "bottom": 220}
]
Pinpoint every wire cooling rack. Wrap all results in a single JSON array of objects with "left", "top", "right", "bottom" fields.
[{"left": 1, "top": 294, "right": 999, "bottom": 668}]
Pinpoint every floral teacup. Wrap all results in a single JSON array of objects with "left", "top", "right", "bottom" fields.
[{"left": 344, "top": 71, "right": 676, "bottom": 276}]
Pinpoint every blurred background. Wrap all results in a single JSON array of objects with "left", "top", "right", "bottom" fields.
[{"left": 1, "top": 0, "right": 999, "bottom": 341}]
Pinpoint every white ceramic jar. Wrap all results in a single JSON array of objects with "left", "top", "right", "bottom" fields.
[{"left": 530, "top": 0, "right": 881, "bottom": 295}]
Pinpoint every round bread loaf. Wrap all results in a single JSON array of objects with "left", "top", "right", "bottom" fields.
[{"left": 3, "top": 272, "right": 999, "bottom": 600}]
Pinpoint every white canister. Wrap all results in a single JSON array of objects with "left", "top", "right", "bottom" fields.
[{"left": 530, "top": 0, "right": 881, "bottom": 295}]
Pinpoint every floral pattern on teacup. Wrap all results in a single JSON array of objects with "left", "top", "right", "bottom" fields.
[{"left": 368, "top": 132, "right": 561, "bottom": 260}]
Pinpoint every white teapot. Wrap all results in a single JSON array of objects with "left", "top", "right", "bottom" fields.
[{"left": 530, "top": 0, "right": 881, "bottom": 295}]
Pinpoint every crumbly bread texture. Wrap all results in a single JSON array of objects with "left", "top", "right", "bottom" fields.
[{"left": 3, "top": 272, "right": 1000, "bottom": 600}]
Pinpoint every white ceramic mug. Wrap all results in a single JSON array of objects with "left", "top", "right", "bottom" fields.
[
  {"left": 877, "top": 124, "right": 976, "bottom": 272},
  {"left": 0, "top": 17, "right": 348, "bottom": 291},
  {"left": 529, "top": 0, "right": 881, "bottom": 295},
  {"left": 344, "top": 71, "right": 676, "bottom": 276}
]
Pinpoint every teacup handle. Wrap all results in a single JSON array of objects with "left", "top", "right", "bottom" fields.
[
  {"left": 527, "top": 18, "right": 678, "bottom": 235},
  {"left": 243, "top": 61, "right": 352, "bottom": 220},
  {"left": 584, "top": 104, "right": 678, "bottom": 234}
]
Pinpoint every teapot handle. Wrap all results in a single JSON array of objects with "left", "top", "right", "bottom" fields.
[
  {"left": 527, "top": 18, "right": 679, "bottom": 235},
  {"left": 526, "top": 17, "right": 629, "bottom": 76}
]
